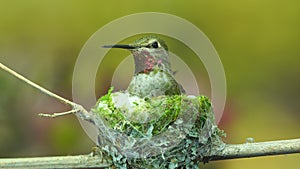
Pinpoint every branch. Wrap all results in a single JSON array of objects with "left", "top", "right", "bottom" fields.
[
  {"left": 0, "top": 154, "right": 111, "bottom": 169},
  {"left": 212, "top": 138, "right": 300, "bottom": 160},
  {"left": 0, "top": 138, "right": 299, "bottom": 168}
]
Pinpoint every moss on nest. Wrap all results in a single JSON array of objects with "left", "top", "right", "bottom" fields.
[{"left": 91, "top": 87, "right": 225, "bottom": 168}]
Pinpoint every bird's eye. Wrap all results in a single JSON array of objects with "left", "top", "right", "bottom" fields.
[{"left": 151, "top": 41, "right": 159, "bottom": 48}]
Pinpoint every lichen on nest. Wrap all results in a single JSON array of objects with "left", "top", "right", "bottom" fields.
[{"left": 89, "top": 87, "right": 225, "bottom": 168}]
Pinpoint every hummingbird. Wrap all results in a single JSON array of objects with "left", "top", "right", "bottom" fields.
[
  {"left": 93, "top": 36, "right": 225, "bottom": 168},
  {"left": 103, "top": 36, "right": 184, "bottom": 98}
]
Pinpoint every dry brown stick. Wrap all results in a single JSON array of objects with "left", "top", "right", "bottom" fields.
[
  {"left": 0, "top": 62, "right": 74, "bottom": 107},
  {"left": 0, "top": 62, "right": 88, "bottom": 117}
]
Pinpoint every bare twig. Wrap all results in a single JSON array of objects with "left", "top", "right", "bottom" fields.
[
  {"left": 0, "top": 62, "right": 75, "bottom": 107},
  {"left": 38, "top": 109, "right": 79, "bottom": 118},
  {"left": 0, "top": 62, "right": 88, "bottom": 117}
]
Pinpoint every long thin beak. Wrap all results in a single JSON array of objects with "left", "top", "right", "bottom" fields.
[{"left": 102, "top": 44, "right": 136, "bottom": 49}]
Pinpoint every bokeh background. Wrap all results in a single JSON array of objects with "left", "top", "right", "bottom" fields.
[{"left": 0, "top": 1, "right": 299, "bottom": 169}]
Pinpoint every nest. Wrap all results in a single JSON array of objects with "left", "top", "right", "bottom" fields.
[{"left": 88, "top": 88, "right": 225, "bottom": 168}]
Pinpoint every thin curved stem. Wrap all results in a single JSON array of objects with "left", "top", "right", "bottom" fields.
[{"left": 0, "top": 62, "right": 75, "bottom": 107}]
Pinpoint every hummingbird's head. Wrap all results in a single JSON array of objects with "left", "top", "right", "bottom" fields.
[{"left": 103, "top": 36, "right": 172, "bottom": 74}]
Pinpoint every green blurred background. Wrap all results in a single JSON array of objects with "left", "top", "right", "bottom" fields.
[{"left": 0, "top": 1, "right": 299, "bottom": 168}]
